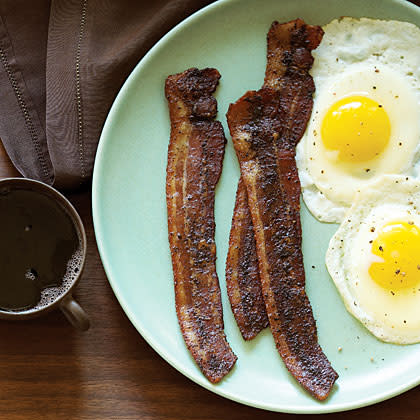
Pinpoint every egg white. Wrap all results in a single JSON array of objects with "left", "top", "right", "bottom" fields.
[
  {"left": 296, "top": 17, "right": 420, "bottom": 223},
  {"left": 326, "top": 175, "right": 420, "bottom": 344}
]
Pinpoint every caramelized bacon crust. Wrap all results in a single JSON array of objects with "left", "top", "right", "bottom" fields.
[
  {"left": 165, "top": 68, "right": 237, "bottom": 383},
  {"left": 227, "top": 20, "right": 337, "bottom": 400},
  {"left": 225, "top": 19, "right": 326, "bottom": 342},
  {"left": 265, "top": 19, "right": 325, "bottom": 90},
  {"left": 226, "top": 177, "right": 269, "bottom": 340}
]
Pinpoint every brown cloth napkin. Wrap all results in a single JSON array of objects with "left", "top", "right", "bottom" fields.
[{"left": 0, "top": 0, "right": 213, "bottom": 190}]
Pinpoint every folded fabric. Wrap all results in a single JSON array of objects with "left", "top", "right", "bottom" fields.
[{"left": 0, "top": 0, "right": 213, "bottom": 190}]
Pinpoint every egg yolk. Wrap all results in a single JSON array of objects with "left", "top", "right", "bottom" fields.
[
  {"left": 321, "top": 95, "right": 391, "bottom": 162},
  {"left": 369, "top": 221, "right": 420, "bottom": 291}
]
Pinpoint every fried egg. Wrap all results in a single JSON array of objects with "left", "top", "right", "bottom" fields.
[
  {"left": 326, "top": 175, "right": 420, "bottom": 344},
  {"left": 296, "top": 17, "right": 420, "bottom": 223}
]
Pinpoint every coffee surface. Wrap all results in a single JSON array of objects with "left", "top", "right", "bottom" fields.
[{"left": 0, "top": 188, "right": 79, "bottom": 311}]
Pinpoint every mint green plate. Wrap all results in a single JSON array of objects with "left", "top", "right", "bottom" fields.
[{"left": 92, "top": 0, "right": 420, "bottom": 413}]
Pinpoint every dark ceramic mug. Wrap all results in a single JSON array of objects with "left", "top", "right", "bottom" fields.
[{"left": 0, "top": 178, "right": 89, "bottom": 331}]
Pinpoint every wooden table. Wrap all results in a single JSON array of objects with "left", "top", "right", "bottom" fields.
[{"left": 2, "top": 5, "right": 420, "bottom": 417}]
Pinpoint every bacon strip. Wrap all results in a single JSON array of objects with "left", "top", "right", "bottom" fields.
[
  {"left": 225, "top": 19, "right": 326, "bottom": 341},
  {"left": 165, "top": 68, "right": 237, "bottom": 383},
  {"left": 227, "top": 20, "right": 337, "bottom": 400},
  {"left": 225, "top": 176, "right": 269, "bottom": 340}
]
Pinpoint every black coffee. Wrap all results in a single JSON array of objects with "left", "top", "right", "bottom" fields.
[{"left": 0, "top": 188, "right": 80, "bottom": 311}]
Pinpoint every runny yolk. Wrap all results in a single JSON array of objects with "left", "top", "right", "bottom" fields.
[
  {"left": 321, "top": 95, "right": 391, "bottom": 162},
  {"left": 369, "top": 221, "right": 420, "bottom": 291}
]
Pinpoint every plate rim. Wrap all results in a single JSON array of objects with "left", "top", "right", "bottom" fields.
[{"left": 92, "top": 0, "right": 420, "bottom": 413}]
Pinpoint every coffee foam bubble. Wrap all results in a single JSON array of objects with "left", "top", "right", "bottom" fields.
[{"left": 30, "top": 246, "right": 84, "bottom": 312}]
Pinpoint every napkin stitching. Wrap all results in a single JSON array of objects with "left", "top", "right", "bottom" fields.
[
  {"left": 75, "top": 0, "right": 88, "bottom": 180},
  {"left": 0, "top": 33, "right": 50, "bottom": 182}
]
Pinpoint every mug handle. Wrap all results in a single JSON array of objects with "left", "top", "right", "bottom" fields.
[{"left": 59, "top": 294, "right": 90, "bottom": 331}]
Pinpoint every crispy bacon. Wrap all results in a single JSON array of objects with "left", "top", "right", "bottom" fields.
[
  {"left": 225, "top": 20, "right": 325, "bottom": 341},
  {"left": 165, "top": 68, "right": 237, "bottom": 383},
  {"left": 225, "top": 176, "right": 269, "bottom": 340},
  {"left": 227, "top": 20, "right": 338, "bottom": 400},
  {"left": 264, "top": 19, "right": 324, "bottom": 90}
]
